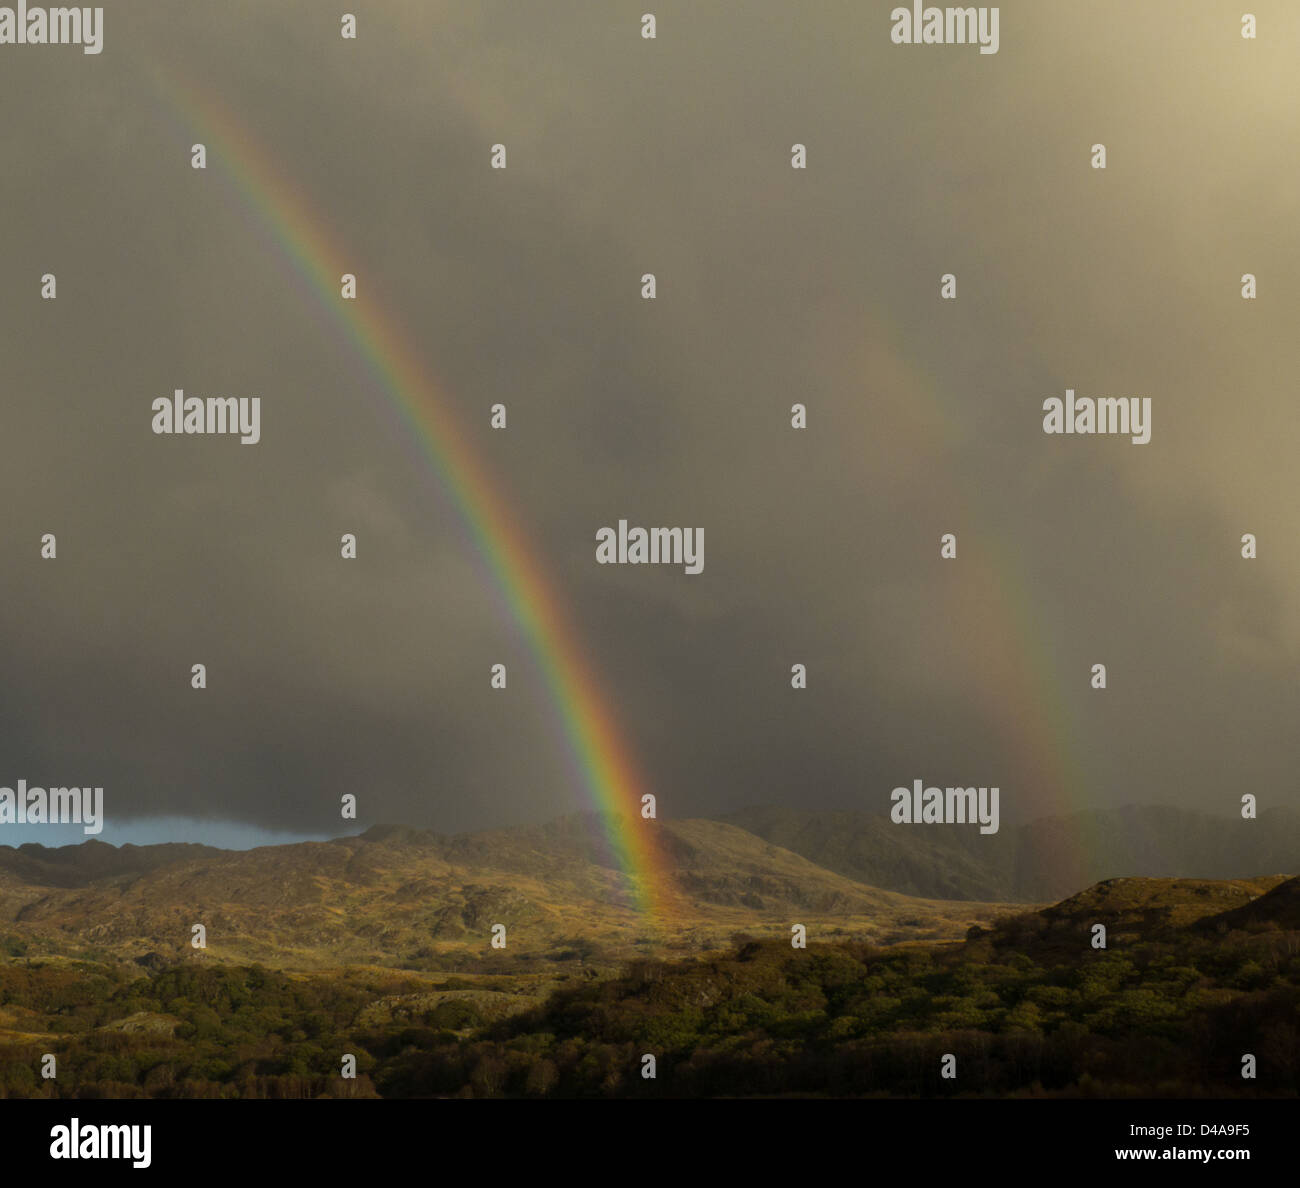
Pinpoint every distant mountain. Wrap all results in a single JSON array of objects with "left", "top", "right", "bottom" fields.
[
  {"left": 722, "top": 806, "right": 1013, "bottom": 900},
  {"left": 724, "top": 804, "right": 1299, "bottom": 902},
  {"left": 0, "top": 839, "right": 224, "bottom": 888},
  {"left": 5, "top": 804, "right": 1288, "bottom": 972},
  {"left": 0, "top": 817, "right": 1013, "bottom": 971}
]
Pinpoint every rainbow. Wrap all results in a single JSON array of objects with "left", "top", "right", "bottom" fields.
[{"left": 150, "top": 69, "right": 672, "bottom": 923}]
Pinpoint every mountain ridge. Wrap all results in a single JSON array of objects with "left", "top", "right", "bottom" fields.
[
  {"left": 0, "top": 816, "right": 1013, "bottom": 970},
  {"left": 724, "top": 802, "right": 1298, "bottom": 902}
]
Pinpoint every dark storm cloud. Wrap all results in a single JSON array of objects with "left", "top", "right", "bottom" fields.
[{"left": 1, "top": 1, "right": 1297, "bottom": 843}]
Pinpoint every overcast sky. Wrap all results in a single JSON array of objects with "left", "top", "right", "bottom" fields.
[{"left": 1, "top": 1, "right": 1297, "bottom": 848}]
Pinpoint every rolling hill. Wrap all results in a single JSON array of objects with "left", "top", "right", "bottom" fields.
[
  {"left": 2, "top": 803, "right": 1293, "bottom": 975},
  {"left": 0, "top": 817, "right": 1016, "bottom": 971}
]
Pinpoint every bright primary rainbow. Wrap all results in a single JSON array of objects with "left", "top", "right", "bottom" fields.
[{"left": 152, "top": 69, "right": 671, "bottom": 922}]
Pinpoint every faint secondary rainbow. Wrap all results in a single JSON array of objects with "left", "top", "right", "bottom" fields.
[
  {"left": 152, "top": 69, "right": 671, "bottom": 922},
  {"left": 860, "top": 300, "right": 1089, "bottom": 833}
]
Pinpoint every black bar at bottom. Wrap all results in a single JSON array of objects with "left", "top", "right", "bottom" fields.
[{"left": 2, "top": 1097, "right": 1291, "bottom": 1175}]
